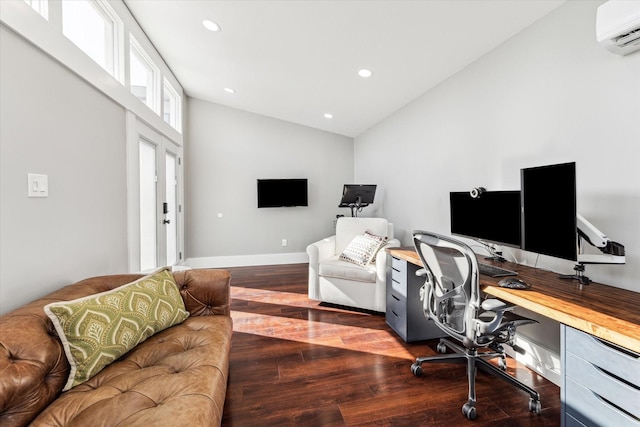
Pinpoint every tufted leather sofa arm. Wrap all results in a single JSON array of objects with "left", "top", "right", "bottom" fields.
[
  {"left": 174, "top": 268, "right": 231, "bottom": 316},
  {"left": 0, "top": 269, "right": 231, "bottom": 427}
]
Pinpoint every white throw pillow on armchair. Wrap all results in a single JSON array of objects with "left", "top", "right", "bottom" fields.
[{"left": 339, "top": 230, "right": 388, "bottom": 267}]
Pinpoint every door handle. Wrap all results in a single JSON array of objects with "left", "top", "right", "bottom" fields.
[{"left": 163, "top": 219, "right": 171, "bottom": 224}]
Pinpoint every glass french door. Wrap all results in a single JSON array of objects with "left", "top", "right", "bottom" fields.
[
  {"left": 139, "top": 139, "right": 158, "bottom": 271},
  {"left": 164, "top": 150, "right": 178, "bottom": 266},
  {"left": 128, "top": 114, "right": 183, "bottom": 272}
]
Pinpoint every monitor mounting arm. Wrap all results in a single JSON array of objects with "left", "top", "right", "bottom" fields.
[
  {"left": 559, "top": 213, "right": 625, "bottom": 285},
  {"left": 576, "top": 213, "right": 625, "bottom": 261}
]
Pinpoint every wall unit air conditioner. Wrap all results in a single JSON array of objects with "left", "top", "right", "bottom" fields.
[{"left": 596, "top": 0, "right": 640, "bottom": 55}]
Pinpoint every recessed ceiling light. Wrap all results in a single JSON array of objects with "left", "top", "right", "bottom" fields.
[
  {"left": 324, "top": 113, "right": 334, "bottom": 119},
  {"left": 358, "top": 68, "right": 373, "bottom": 78},
  {"left": 224, "top": 87, "right": 235, "bottom": 94},
  {"left": 202, "top": 19, "right": 221, "bottom": 32}
]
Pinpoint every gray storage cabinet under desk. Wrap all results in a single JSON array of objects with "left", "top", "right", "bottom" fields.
[
  {"left": 561, "top": 324, "right": 640, "bottom": 427},
  {"left": 386, "top": 254, "right": 444, "bottom": 342}
]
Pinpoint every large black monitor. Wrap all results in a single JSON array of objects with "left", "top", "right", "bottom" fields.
[
  {"left": 450, "top": 191, "right": 522, "bottom": 248},
  {"left": 257, "top": 179, "right": 308, "bottom": 208},
  {"left": 521, "top": 162, "right": 577, "bottom": 261},
  {"left": 339, "top": 184, "right": 376, "bottom": 207}
]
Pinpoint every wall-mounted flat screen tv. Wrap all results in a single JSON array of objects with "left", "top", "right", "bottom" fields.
[{"left": 257, "top": 179, "right": 308, "bottom": 208}]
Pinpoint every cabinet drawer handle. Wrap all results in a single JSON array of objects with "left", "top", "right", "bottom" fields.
[{"left": 392, "top": 295, "right": 400, "bottom": 301}]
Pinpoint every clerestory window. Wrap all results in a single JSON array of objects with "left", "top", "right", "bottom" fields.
[
  {"left": 163, "top": 78, "right": 182, "bottom": 133},
  {"left": 61, "top": 0, "right": 122, "bottom": 81},
  {"left": 130, "top": 35, "right": 160, "bottom": 114}
]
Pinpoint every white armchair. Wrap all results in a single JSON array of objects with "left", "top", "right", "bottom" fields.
[{"left": 307, "top": 217, "right": 400, "bottom": 312}]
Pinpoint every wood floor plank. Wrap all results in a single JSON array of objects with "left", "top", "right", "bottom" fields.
[{"left": 221, "top": 264, "right": 561, "bottom": 426}]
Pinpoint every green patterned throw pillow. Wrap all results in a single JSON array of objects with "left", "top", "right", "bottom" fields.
[{"left": 44, "top": 267, "right": 190, "bottom": 391}]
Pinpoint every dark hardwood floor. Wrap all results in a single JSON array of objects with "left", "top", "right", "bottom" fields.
[{"left": 221, "top": 264, "right": 561, "bottom": 426}]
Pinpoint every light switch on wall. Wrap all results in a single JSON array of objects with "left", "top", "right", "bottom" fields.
[{"left": 28, "top": 173, "right": 48, "bottom": 197}]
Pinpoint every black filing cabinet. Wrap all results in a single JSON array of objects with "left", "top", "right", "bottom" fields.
[{"left": 386, "top": 254, "right": 444, "bottom": 342}]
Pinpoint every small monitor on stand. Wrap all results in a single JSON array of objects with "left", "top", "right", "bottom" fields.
[
  {"left": 449, "top": 190, "right": 521, "bottom": 261},
  {"left": 339, "top": 184, "right": 376, "bottom": 217}
]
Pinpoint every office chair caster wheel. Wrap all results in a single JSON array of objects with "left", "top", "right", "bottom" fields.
[
  {"left": 498, "top": 356, "right": 507, "bottom": 371},
  {"left": 437, "top": 342, "right": 447, "bottom": 354},
  {"left": 462, "top": 403, "right": 477, "bottom": 420},
  {"left": 411, "top": 363, "right": 423, "bottom": 376},
  {"left": 529, "top": 398, "right": 541, "bottom": 414}
]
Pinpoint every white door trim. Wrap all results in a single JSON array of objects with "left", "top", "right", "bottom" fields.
[{"left": 126, "top": 111, "right": 184, "bottom": 273}]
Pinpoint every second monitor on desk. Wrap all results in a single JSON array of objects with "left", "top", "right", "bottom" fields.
[{"left": 449, "top": 190, "right": 521, "bottom": 262}]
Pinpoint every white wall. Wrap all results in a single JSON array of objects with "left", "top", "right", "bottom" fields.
[
  {"left": 185, "top": 99, "right": 354, "bottom": 265},
  {"left": 354, "top": 0, "right": 640, "bottom": 382},
  {"left": 0, "top": 26, "right": 129, "bottom": 314},
  {"left": 356, "top": 0, "right": 640, "bottom": 291}
]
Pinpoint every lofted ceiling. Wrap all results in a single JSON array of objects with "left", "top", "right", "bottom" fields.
[{"left": 124, "top": 0, "right": 565, "bottom": 137}]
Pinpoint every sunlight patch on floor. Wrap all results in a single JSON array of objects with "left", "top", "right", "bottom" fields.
[
  {"left": 230, "top": 287, "right": 416, "bottom": 360},
  {"left": 231, "top": 310, "right": 416, "bottom": 360},
  {"left": 231, "top": 286, "right": 346, "bottom": 311}
]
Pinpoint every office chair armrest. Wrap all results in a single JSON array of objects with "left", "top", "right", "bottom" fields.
[
  {"left": 481, "top": 298, "right": 515, "bottom": 313},
  {"left": 475, "top": 299, "right": 525, "bottom": 335},
  {"left": 475, "top": 299, "right": 512, "bottom": 335}
]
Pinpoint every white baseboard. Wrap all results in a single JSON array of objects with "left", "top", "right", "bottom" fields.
[
  {"left": 506, "top": 334, "right": 561, "bottom": 386},
  {"left": 185, "top": 252, "right": 308, "bottom": 269}
]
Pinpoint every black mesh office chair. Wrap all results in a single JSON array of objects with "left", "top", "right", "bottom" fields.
[{"left": 411, "top": 231, "right": 541, "bottom": 420}]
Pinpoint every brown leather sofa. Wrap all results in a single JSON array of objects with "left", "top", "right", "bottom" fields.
[{"left": 0, "top": 269, "right": 233, "bottom": 427}]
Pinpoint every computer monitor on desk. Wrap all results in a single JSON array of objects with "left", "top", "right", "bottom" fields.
[
  {"left": 449, "top": 190, "right": 521, "bottom": 261},
  {"left": 521, "top": 161, "right": 624, "bottom": 284},
  {"left": 521, "top": 162, "right": 577, "bottom": 262}
]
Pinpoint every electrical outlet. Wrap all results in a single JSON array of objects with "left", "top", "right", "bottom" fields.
[{"left": 281, "top": 239, "right": 287, "bottom": 247}]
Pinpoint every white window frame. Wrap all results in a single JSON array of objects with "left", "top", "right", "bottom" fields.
[
  {"left": 163, "top": 77, "right": 182, "bottom": 133},
  {"left": 61, "top": 0, "right": 124, "bottom": 83},
  {"left": 130, "top": 35, "right": 161, "bottom": 114}
]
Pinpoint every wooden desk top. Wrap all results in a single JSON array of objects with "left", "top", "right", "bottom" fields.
[{"left": 387, "top": 247, "right": 640, "bottom": 354}]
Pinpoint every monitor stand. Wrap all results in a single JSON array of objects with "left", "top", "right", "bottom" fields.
[
  {"left": 559, "top": 263, "right": 591, "bottom": 285},
  {"left": 557, "top": 235, "right": 609, "bottom": 286},
  {"left": 480, "top": 241, "right": 507, "bottom": 263}
]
